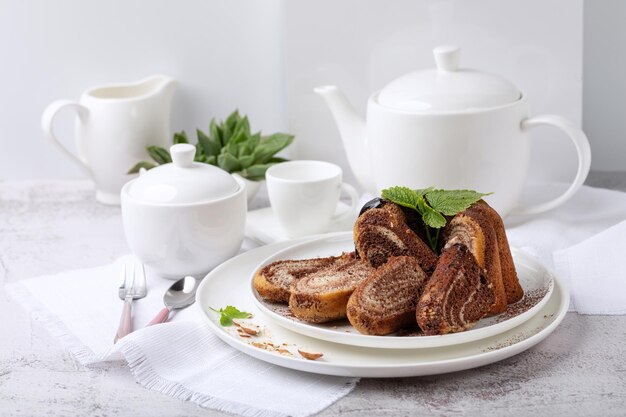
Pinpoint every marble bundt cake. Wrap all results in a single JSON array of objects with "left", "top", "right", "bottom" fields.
[
  {"left": 289, "top": 257, "right": 375, "bottom": 323},
  {"left": 253, "top": 252, "right": 354, "bottom": 303},
  {"left": 347, "top": 256, "right": 429, "bottom": 336},
  {"left": 353, "top": 200, "right": 438, "bottom": 273},
  {"left": 416, "top": 243, "right": 495, "bottom": 335}
]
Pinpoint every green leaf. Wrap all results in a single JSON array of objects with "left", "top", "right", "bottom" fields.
[
  {"left": 209, "top": 119, "right": 222, "bottom": 148},
  {"left": 225, "top": 139, "right": 239, "bottom": 157},
  {"left": 248, "top": 132, "right": 261, "bottom": 150},
  {"left": 241, "top": 163, "right": 274, "bottom": 180},
  {"left": 205, "top": 155, "right": 217, "bottom": 165},
  {"left": 381, "top": 186, "right": 420, "bottom": 210},
  {"left": 209, "top": 305, "right": 251, "bottom": 327},
  {"left": 217, "top": 152, "right": 242, "bottom": 173},
  {"left": 173, "top": 131, "right": 189, "bottom": 144},
  {"left": 223, "top": 111, "right": 241, "bottom": 144},
  {"left": 147, "top": 146, "right": 171, "bottom": 165},
  {"left": 425, "top": 189, "right": 491, "bottom": 216},
  {"left": 268, "top": 156, "right": 288, "bottom": 163},
  {"left": 235, "top": 115, "right": 251, "bottom": 136},
  {"left": 238, "top": 154, "right": 255, "bottom": 169},
  {"left": 420, "top": 198, "right": 447, "bottom": 228},
  {"left": 127, "top": 161, "right": 157, "bottom": 174},
  {"left": 253, "top": 133, "right": 294, "bottom": 164},
  {"left": 229, "top": 129, "right": 249, "bottom": 149},
  {"left": 414, "top": 187, "right": 434, "bottom": 198},
  {"left": 197, "top": 129, "right": 221, "bottom": 158}
]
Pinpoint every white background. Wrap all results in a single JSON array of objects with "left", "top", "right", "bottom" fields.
[{"left": 2, "top": 0, "right": 620, "bottom": 187}]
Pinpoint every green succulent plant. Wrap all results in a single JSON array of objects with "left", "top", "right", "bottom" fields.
[{"left": 128, "top": 110, "right": 294, "bottom": 181}]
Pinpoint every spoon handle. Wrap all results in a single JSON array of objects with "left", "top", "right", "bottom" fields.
[{"left": 146, "top": 307, "right": 171, "bottom": 326}]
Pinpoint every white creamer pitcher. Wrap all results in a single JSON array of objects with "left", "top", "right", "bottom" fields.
[{"left": 42, "top": 75, "right": 177, "bottom": 204}]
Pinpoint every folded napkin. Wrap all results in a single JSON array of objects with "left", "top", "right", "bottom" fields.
[
  {"left": 505, "top": 184, "right": 626, "bottom": 313},
  {"left": 7, "top": 254, "right": 357, "bottom": 417},
  {"left": 553, "top": 220, "right": 626, "bottom": 314}
]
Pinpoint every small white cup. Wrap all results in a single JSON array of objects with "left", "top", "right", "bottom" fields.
[{"left": 266, "top": 160, "right": 359, "bottom": 238}]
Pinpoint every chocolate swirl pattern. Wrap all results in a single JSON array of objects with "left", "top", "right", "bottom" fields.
[
  {"left": 289, "top": 258, "right": 374, "bottom": 323},
  {"left": 347, "top": 256, "right": 429, "bottom": 336},
  {"left": 416, "top": 244, "right": 495, "bottom": 335}
]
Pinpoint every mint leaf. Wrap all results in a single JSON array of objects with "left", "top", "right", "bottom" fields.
[
  {"left": 381, "top": 186, "right": 492, "bottom": 254},
  {"left": 425, "top": 189, "right": 491, "bottom": 216},
  {"left": 414, "top": 187, "right": 434, "bottom": 199},
  {"left": 422, "top": 204, "right": 446, "bottom": 229},
  {"left": 209, "top": 305, "right": 252, "bottom": 327},
  {"left": 222, "top": 306, "right": 251, "bottom": 319},
  {"left": 381, "top": 186, "right": 420, "bottom": 210}
]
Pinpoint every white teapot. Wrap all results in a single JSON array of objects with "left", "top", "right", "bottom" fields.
[{"left": 315, "top": 46, "right": 591, "bottom": 217}]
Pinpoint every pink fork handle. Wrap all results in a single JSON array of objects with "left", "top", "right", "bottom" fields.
[
  {"left": 114, "top": 298, "right": 133, "bottom": 343},
  {"left": 147, "top": 307, "right": 171, "bottom": 326}
]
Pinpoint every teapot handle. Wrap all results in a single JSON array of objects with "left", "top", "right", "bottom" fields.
[
  {"left": 41, "top": 100, "right": 92, "bottom": 177},
  {"left": 512, "top": 115, "right": 591, "bottom": 215}
]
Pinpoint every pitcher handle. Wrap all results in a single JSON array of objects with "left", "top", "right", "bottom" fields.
[
  {"left": 512, "top": 115, "right": 591, "bottom": 215},
  {"left": 41, "top": 100, "right": 92, "bottom": 176}
]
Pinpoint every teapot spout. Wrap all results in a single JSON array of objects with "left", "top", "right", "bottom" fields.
[{"left": 314, "top": 85, "right": 375, "bottom": 193}]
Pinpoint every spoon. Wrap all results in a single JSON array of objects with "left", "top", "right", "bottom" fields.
[{"left": 146, "top": 276, "right": 200, "bottom": 326}]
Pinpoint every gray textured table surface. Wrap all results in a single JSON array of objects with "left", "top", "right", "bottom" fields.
[{"left": 1, "top": 174, "right": 626, "bottom": 417}]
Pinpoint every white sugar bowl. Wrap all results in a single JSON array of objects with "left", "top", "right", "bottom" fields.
[{"left": 121, "top": 144, "right": 247, "bottom": 278}]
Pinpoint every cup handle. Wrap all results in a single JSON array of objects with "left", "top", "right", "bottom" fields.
[
  {"left": 332, "top": 182, "right": 359, "bottom": 223},
  {"left": 512, "top": 115, "right": 591, "bottom": 216},
  {"left": 41, "top": 99, "right": 92, "bottom": 177}
]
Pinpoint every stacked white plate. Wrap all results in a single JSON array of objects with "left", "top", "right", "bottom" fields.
[{"left": 196, "top": 232, "right": 568, "bottom": 378}]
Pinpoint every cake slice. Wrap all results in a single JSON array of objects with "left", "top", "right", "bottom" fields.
[
  {"left": 443, "top": 204, "right": 508, "bottom": 315},
  {"left": 347, "top": 256, "right": 429, "bottom": 335},
  {"left": 253, "top": 252, "right": 354, "bottom": 303},
  {"left": 471, "top": 201, "right": 523, "bottom": 304},
  {"left": 354, "top": 201, "right": 438, "bottom": 273},
  {"left": 416, "top": 243, "right": 495, "bottom": 335},
  {"left": 289, "top": 258, "right": 375, "bottom": 323}
]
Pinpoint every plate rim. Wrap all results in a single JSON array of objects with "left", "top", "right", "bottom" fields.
[
  {"left": 195, "top": 236, "right": 570, "bottom": 378},
  {"left": 249, "top": 232, "right": 554, "bottom": 349}
]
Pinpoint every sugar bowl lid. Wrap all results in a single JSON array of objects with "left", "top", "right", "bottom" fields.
[
  {"left": 376, "top": 45, "right": 520, "bottom": 113},
  {"left": 127, "top": 144, "right": 239, "bottom": 204}
]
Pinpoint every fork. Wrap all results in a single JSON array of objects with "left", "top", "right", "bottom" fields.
[{"left": 114, "top": 263, "right": 147, "bottom": 343}]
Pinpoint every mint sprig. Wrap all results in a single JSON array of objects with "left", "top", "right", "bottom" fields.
[
  {"left": 209, "top": 305, "right": 252, "bottom": 326},
  {"left": 381, "top": 186, "right": 491, "bottom": 253}
]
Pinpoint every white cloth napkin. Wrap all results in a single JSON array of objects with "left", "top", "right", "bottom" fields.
[
  {"left": 505, "top": 184, "right": 626, "bottom": 313},
  {"left": 553, "top": 220, "right": 626, "bottom": 314},
  {"left": 7, "top": 255, "right": 357, "bottom": 417},
  {"left": 7, "top": 184, "right": 626, "bottom": 416}
]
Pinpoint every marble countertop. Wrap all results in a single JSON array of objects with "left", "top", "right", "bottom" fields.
[{"left": 1, "top": 175, "right": 626, "bottom": 417}]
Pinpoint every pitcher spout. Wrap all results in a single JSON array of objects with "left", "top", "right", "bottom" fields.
[
  {"left": 314, "top": 85, "right": 375, "bottom": 193},
  {"left": 142, "top": 75, "right": 178, "bottom": 101}
]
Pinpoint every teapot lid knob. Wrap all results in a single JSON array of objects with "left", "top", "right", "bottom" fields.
[
  {"left": 170, "top": 144, "right": 196, "bottom": 168},
  {"left": 433, "top": 45, "right": 460, "bottom": 72}
]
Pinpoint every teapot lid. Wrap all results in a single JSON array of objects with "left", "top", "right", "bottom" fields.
[
  {"left": 127, "top": 144, "right": 239, "bottom": 204},
  {"left": 376, "top": 46, "right": 520, "bottom": 113}
]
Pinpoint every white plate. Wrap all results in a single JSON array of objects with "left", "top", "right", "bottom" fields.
[
  {"left": 196, "top": 237, "right": 569, "bottom": 378},
  {"left": 245, "top": 203, "right": 356, "bottom": 245},
  {"left": 250, "top": 232, "right": 554, "bottom": 349}
]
